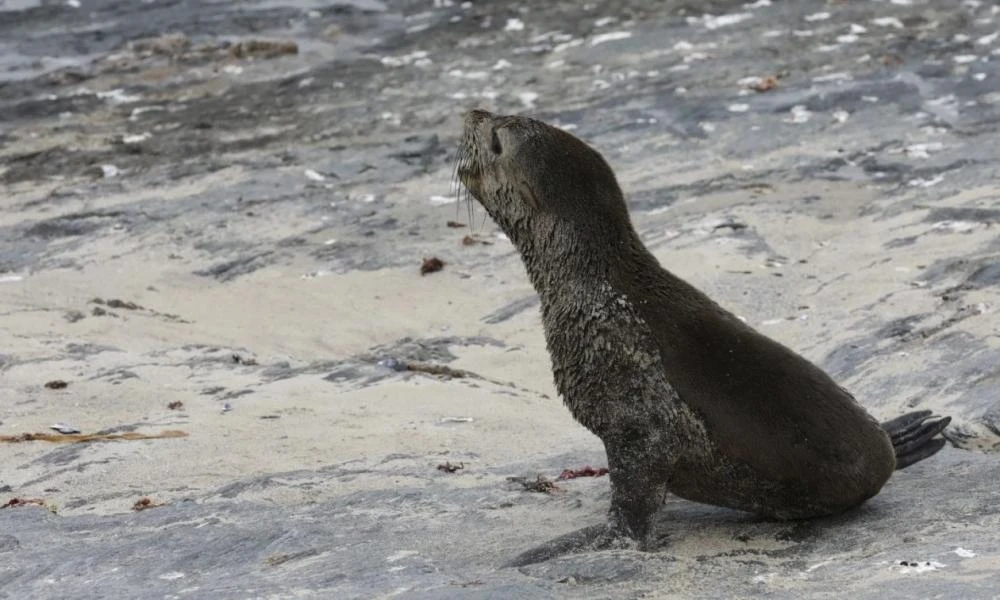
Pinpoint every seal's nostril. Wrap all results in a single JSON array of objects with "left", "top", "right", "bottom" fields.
[{"left": 491, "top": 129, "right": 503, "bottom": 155}]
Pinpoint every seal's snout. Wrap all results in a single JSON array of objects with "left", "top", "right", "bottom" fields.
[
  {"left": 464, "top": 108, "right": 496, "bottom": 124},
  {"left": 455, "top": 116, "right": 482, "bottom": 196},
  {"left": 457, "top": 162, "right": 478, "bottom": 190},
  {"left": 458, "top": 109, "right": 494, "bottom": 189}
]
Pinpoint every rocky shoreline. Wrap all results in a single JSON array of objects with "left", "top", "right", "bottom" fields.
[{"left": 2, "top": 0, "right": 999, "bottom": 597}]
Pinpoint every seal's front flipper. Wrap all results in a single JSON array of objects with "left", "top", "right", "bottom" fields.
[
  {"left": 503, "top": 524, "right": 634, "bottom": 568},
  {"left": 880, "top": 410, "right": 952, "bottom": 470}
]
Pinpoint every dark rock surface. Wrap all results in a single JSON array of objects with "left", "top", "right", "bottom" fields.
[
  {"left": 2, "top": 449, "right": 998, "bottom": 598},
  {"left": 2, "top": 0, "right": 1000, "bottom": 597}
]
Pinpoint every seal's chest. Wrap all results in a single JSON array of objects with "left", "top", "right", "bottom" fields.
[{"left": 540, "top": 287, "right": 665, "bottom": 405}]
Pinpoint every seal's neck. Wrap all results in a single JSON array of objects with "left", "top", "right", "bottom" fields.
[{"left": 513, "top": 213, "right": 652, "bottom": 295}]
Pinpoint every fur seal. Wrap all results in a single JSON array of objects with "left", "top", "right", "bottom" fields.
[{"left": 455, "top": 109, "right": 951, "bottom": 566}]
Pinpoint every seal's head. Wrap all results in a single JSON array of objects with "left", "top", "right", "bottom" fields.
[{"left": 456, "top": 109, "right": 637, "bottom": 260}]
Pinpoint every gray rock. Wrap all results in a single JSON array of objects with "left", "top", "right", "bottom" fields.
[
  {"left": 2, "top": 0, "right": 999, "bottom": 597},
  {"left": 0, "top": 450, "right": 997, "bottom": 598}
]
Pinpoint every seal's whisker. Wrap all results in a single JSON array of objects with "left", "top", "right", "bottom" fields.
[
  {"left": 450, "top": 147, "right": 462, "bottom": 192},
  {"left": 467, "top": 176, "right": 475, "bottom": 233},
  {"left": 455, "top": 145, "right": 476, "bottom": 227},
  {"left": 453, "top": 143, "right": 478, "bottom": 232},
  {"left": 451, "top": 148, "right": 463, "bottom": 222}
]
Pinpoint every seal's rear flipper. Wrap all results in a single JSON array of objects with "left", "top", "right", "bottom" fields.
[
  {"left": 503, "top": 524, "right": 634, "bottom": 568},
  {"left": 880, "top": 410, "right": 952, "bottom": 470}
]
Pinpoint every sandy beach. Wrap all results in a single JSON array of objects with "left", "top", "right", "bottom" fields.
[{"left": 2, "top": 0, "right": 1000, "bottom": 597}]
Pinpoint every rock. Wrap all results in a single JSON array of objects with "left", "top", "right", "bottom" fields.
[
  {"left": 0, "top": 450, "right": 997, "bottom": 597},
  {"left": 1, "top": 0, "right": 999, "bottom": 597}
]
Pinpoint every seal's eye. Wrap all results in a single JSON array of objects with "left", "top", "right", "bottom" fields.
[{"left": 490, "top": 129, "right": 503, "bottom": 155}]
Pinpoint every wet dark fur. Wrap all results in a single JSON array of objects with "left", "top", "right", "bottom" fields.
[{"left": 456, "top": 109, "right": 951, "bottom": 566}]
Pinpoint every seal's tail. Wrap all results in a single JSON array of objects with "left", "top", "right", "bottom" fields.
[{"left": 880, "top": 410, "right": 952, "bottom": 470}]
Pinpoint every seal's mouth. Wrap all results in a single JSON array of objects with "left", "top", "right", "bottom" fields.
[
  {"left": 457, "top": 162, "right": 479, "bottom": 189},
  {"left": 455, "top": 152, "right": 482, "bottom": 227}
]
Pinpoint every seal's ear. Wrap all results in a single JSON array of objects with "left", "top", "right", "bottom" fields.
[{"left": 517, "top": 179, "right": 540, "bottom": 210}]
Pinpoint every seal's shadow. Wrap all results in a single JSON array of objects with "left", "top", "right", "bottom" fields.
[
  {"left": 507, "top": 495, "right": 886, "bottom": 571},
  {"left": 646, "top": 496, "right": 877, "bottom": 558}
]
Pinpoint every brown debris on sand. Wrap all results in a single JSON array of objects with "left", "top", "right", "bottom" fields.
[
  {"left": 461, "top": 235, "right": 492, "bottom": 246},
  {"left": 132, "top": 497, "right": 165, "bottom": 511},
  {"left": 1, "top": 430, "right": 188, "bottom": 444},
  {"left": 420, "top": 257, "right": 445, "bottom": 275},
  {"left": 2, "top": 498, "right": 57, "bottom": 513},
  {"left": 405, "top": 361, "right": 471, "bottom": 379},
  {"left": 557, "top": 466, "right": 610, "bottom": 480}
]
